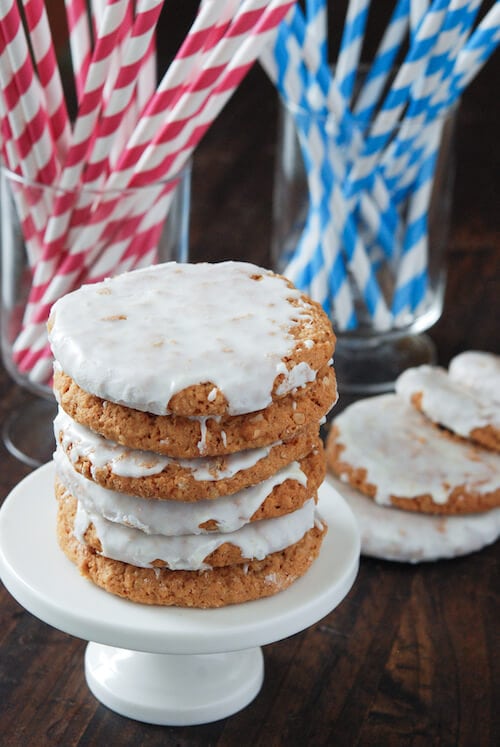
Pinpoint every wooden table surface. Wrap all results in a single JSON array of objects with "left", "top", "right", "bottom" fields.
[{"left": 1, "top": 36, "right": 499, "bottom": 747}]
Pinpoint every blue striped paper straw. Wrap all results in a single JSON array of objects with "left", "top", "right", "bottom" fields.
[
  {"left": 261, "top": 37, "right": 356, "bottom": 327},
  {"left": 391, "top": 119, "right": 443, "bottom": 318},
  {"left": 263, "top": 9, "right": 393, "bottom": 329},
  {"left": 409, "top": 0, "right": 430, "bottom": 41},
  {"left": 385, "top": 0, "right": 472, "bottom": 315},
  {"left": 305, "top": 0, "right": 328, "bottom": 65},
  {"left": 354, "top": 0, "right": 410, "bottom": 123},
  {"left": 335, "top": 0, "right": 371, "bottom": 107},
  {"left": 448, "top": 1, "right": 500, "bottom": 97},
  {"left": 344, "top": 0, "right": 450, "bottom": 199},
  {"left": 277, "top": 10, "right": 395, "bottom": 328},
  {"left": 385, "top": 0, "right": 493, "bottom": 209},
  {"left": 287, "top": 4, "right": 401, "bottom": 259},
  {"left": 290, "top": 10, "right": 407, "bottom": 263},
  {"left": 261, "top": 24, "right": 355, "bottom": 327},
  {"left": 381, "top": 0, "right": 481, "bottom": 198},
  {"left": 392, "top": 1, "right": 500, "bottom": 315}
]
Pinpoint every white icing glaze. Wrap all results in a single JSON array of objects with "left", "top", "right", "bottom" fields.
[
  {"left": 275, "top": 361, "right": 317, "bottom": 395},
  {"left": 54, "top": 408, "right": 277, "bottom": 481},
  {"left": 333, "top": 394, "right": 500, "bottom": 506},
  {"left": 48, "top": 261, "right": 318, "bottom": 415},
  {"left": 449, "top": 351, "right": 500, "bottom": 405},
  {"left": 72, "top": 496, "right": 317, "bottom": 571},
  {"left": 328, "top": 475, "right": 500, "bottom": 563},
  {"left": 396, "top": 365, "right": 499, "bottom": 438},
  {"left": 55, "top": 445, "right": 307, "bottom": 536}
]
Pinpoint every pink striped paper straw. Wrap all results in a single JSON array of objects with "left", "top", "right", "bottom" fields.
[
  {"left": 21, "top": 0, "right": 71, "bottom": 161},
  {"left": 41, "top": 0, "right": 256, "bottom": 281},
  {"left": 0, "top": 0, "right": 60, "bottom": 187},
  {"left": 82, "top": 0, "right": 166, "bottom": 187},
  {"left": 0, "top": 4, "right": 59, "bottom": 257},
  {"left": 0, "top": 74, "right": 53, "bottom": 262},
  {"left": 80, "top": 0, "right": 296, "bottom": 274},
  {"left": 9, "top": 0, "right": 236, "bottom": 371},
  {"left": 64, "top": 0, "right": 92, "bottom": 104},
  {"left": 14, "top": 0, "right": 296, "bottom": 381},
  {"left": 0, "top": 116, "right": 46, "bottom": 264},
  {"left": 0, "top": 97, "right": 20, "bottom": 172},
  {"left": 110, "top": 0, "right": 295, "bottom": 187},
  {"left": 105, "top": 0, "right": 240, "bottom": 176},
  {"left": 18, "top": 0, "right": 131, "bottom": 330},
  {"left": 39, "top": 0, "right": 253, "bottom": 277}
]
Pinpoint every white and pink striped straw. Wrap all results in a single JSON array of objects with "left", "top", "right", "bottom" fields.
[
  {"left": 12, "top": 0, "right": 297, "bottom": 381},
  {"left": 64, "top": 0, "right": 92, "bottom": 104},
  {"left": 21, "top": 0, "right": 71, "bottom": 161},
  {"left": 0, "top": 0, "right": 60, "bottom": 187},
  {"left": 15, "top": 0, "right": 131, "bottom": 353}
]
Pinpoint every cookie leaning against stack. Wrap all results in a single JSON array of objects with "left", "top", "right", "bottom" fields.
[
  {"left": 326, "top": 352, "right": 500, "bottom": 563},
  {"left": 48, "top": 261, "right": 338, "bottom": 607}
]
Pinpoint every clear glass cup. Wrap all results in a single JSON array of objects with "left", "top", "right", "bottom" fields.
[
  {"left": 1, "top": 164, "right": 191, "bottom": 466},
  {"left": 271, "top": 101, "right": 456, "bottom": 396}
]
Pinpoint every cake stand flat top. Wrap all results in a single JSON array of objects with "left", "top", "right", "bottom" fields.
[{"left": 0, "top": 463, "right": 359, "bottom": 655}]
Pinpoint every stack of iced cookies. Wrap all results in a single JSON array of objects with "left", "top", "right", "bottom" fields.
[
  {"left": 326, "top": 352, "right": 500, "bottom": 563},
  {"left": 48, "top": 261, "right": 338, "bottom": 607}
]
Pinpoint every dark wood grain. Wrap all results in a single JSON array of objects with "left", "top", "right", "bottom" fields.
[{"left": 1, "top": 20, "right": 499, "bottom": 747}]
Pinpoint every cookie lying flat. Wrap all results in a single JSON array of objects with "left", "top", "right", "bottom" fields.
[
  {"left": 55, "top": 444, "right": 322, "bottom": 530},
  {"left": 54, "top": 365, "right": 336, "bottom": 458},
  {"left": 449, "top": 351, "right": 500, "bottom": 405},
  {"left": 327, "top": 475, "right": 500, "bottom": 563},
  {"left": 56, "top": 491, "right": 327, "bottom": 608},
  {"left": 326, "top": 394, "right": 500, "bottom": 515},
  {"left": 54, "top": 407, "right": 324, "bottom": 500},
  {"left": 396, "top": 365, "right": 500, "bottom": 452},
  {"left": 48, "top": 261, "right": 335, "bottom": 418},
  {"left": 57, "top": 488, "right": 319, "bottom": 569}
]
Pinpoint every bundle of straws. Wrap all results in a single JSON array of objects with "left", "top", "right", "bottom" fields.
[
  {"left": 261, "top": 0, "right": 500, "bottom": 332},
  {"left": 0, "top": 0, "right": 296, "bottom": 386}
]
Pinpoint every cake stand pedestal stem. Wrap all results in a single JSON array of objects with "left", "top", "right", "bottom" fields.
[{"left": 85, "top": 642, "right": 264, "bottom": 726}]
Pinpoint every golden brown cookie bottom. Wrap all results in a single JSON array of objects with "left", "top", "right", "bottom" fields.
[
  {"left": 54, "top": 365, "right": 337, "bottom": 458},
  {"left": 57, "top": 493, "right": 327, "bottom": 608},
  {"left": 326, "top": 425, "right": 500, "bottom": 516}
]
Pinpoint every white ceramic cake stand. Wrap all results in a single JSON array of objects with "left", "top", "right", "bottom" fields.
[{"left": 0, "top": 463, "right": 360, "bottom": 726}]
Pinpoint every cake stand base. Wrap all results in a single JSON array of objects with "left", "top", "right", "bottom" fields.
[
  {"left": 85, "top": 644, "right": 264, "bottom": 726},
  {"left": 0, "top": 463, "right": 359, "bottom": 726}
]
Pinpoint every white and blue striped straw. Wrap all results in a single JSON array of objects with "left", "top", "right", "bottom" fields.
[
  {"left": 262, "top": 8, "right": 393, "bottom": 329},
  {"left": 335, "top": 0, "right": 371, "bottom": 107},
  {"left": 383, "top": 0, "right": 471, "bottom": 315},
  {"left": 447, "top": 1, "right": 500, "bottom": 98},
  {"left": 305, "top": 0, "right": 328, "bottom": 65},
  {"left": 385, "top": 0, "right": 495, "bottom": 211},
  {"left": 354, "top": 0, "right": 410, "bottom": 123},
  {"left": 409, "top": 0, "right": 430, "bottom": 41},
  {"left": 381, "top": 0, "right": 481, "bottom": 199},
  {"left": 271, "top": 6, "right": 396, "bottom": 328},
  {"left": 391, "top": 118, "right": 443, "bottom": 317},
  {"left": 287, "top": 4, "right": 401, "bottom": 259},
  {"left": 344, "top": 0, "right": 450, "bottom": 199},
  {"left": 261, "top": 23, "right": 357, "bottom": 328},
  {"left": 392, "top": 0, "right": 500, "bottom": 314}
]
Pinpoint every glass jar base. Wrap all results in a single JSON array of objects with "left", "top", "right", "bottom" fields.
[
  {"left": 334, "top": 332, "right": 437, "bottom": 397},
  {"left": 3, "top": 395, "right": 57, "bottom": 468}
]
